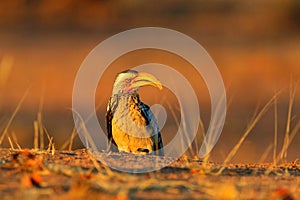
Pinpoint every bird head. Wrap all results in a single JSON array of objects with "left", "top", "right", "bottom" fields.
[{"left": 112, "top": 70, "right": 162, "bottom": 95}]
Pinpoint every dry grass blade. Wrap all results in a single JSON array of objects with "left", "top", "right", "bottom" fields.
[
  {"left": 72, "top": 109, "right": 98, "bottom": 151},
  {"left": 43, "top": 127, "right": 55, "bottom": 153},
  {"left": 32, "top": 91, "right": 45, "bottom": 150},
  {"left": 11, "top": 131, "right": 22, "bottom": 150},
  {"left": 51, "top": 143, "right": 55, "bottom": 155},
  {"left": 165, "top": 100, "right": 183, "bottom": 154},
  {"left": 273, "top": 93, "right": 278, "bottom": 166},
  {"left": 47, "top": 137, "right": 53, "bottom": 152},
  {"left": 59, "top": 111, "right": 75, "bottom": 150},
  {"left": 37, "top": 112, "right": 44, "bottom": 150},
  {"left": 259, "top": 143, "right": 273, "bottom": 163},
  {"left": 60, "top": 138, "right": 70, "bottom": 150},
  {"left": 62, "top": 105, "right": 103, "bottom": 151},
  {"left": 60, "top": 126, "right": 77, "bottom": 150},
  {"left": 33, "top": 121, "right": 39, "bottom": 149},
  {"left": 181, "top": 107, "right": 195, "bottom": 156},
  {"left": 68, "top": 127, "right": 77, "bottom": 151},
  {"left": 280, "top": 82, "right": 297, "bottom": 161},
  {"left": 0, "top": 88, "right": 29, "bottom": 145},
  {"left": 222, "top": 94, "right": 277, "bottom": 165},
  {"left": 202, "top": 91, "right": 227, "bottom": 157},
  {"left": 194, "top": 117, "right": 206, "bottom": 158},
  {"left": 7, "top": 135, "right": 14, "bottom": 150},
  {"left": 38, "top": 88, "right": 45, "bottom": 150},
  {"left": 276, "top": 118, "right": 300, "bottom": 163}
]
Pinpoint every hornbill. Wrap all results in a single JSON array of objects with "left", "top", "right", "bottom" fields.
[{"left": 106, "top": 70, "right": 164, "bottom": 156}]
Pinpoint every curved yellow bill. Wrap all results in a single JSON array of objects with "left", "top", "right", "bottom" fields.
[{"left": 130, "top": 72, "right": 163, "bottom": 90}]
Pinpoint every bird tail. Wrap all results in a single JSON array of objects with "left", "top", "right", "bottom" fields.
[{"left": 153, "top": 133, "right": 164, "bottom": 156}]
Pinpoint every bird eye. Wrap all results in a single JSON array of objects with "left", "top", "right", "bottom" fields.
[{"left": 125, "top": 79, "right": 131, "bottom": 83}]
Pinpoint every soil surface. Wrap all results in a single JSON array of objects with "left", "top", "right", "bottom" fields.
[{"left": 0, "top": 148, "right": 299, "bottom": 200}]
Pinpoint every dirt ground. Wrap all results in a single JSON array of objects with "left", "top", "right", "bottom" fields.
[{"left": 0, "top": 148, "right": 299, "bottom": 200}]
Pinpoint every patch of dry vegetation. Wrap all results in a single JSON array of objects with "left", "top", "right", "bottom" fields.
[
  {"left": 0, "top": 56, "right": 299, "bottom": 199},
  {"left": 0, "top": 148, "right": 299, "bottom": 200}
]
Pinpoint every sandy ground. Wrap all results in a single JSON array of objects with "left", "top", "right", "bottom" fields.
[{"left": 0, "top": 148, "right": 299, "bottom": 200}]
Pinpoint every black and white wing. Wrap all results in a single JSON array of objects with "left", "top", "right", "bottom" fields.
[
  {"left": 138, "top": 101, "right": 164, "bottom": 156},
  {"left": 106, "top": 98, "right": 118, "bottom": 152}
]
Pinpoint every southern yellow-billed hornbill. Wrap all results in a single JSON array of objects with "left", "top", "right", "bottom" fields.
[{"left": 106, "top": 70, "right": 164, "bottom": 156}]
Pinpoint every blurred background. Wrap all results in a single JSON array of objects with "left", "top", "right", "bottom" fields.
[{"left": 0, "top": 0, "right": 300, "bottom": 163}]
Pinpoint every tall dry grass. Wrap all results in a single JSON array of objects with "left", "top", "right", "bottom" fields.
[
  {"left": 0, "top": 53, "right": 299, "bottom": 169},
  {"left": 280, "top": 81, "right": 297, "bottom": 162},
  {"left": 222, "top": 94, "right": 278, "bottom": 165},
  {"left": 0, "top": 88, "right": 29, "bottom": 146}
]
